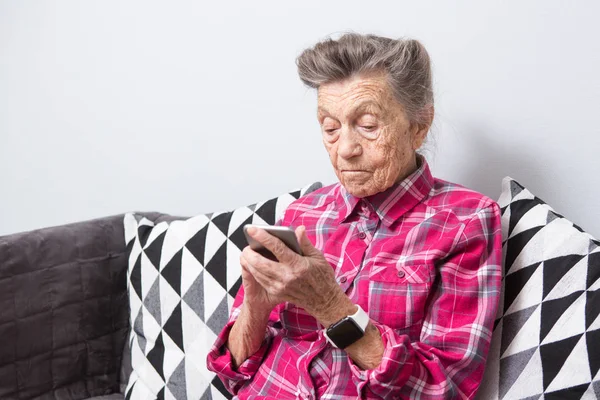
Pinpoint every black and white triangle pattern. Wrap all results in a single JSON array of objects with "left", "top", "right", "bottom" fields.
[
  {"left": 477, "top": 177, "right": 600, "bottom": 400},
  {"left": 123, "top": 183, "right": 321, "bottom": 400}
]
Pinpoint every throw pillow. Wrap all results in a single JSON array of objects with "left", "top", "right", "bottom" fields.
[
  {"left": 477, "top": 177, "right": 600, "bottom": 399},
  {"left": 123, "top": 183, "right": 322, "bottom": 400}
]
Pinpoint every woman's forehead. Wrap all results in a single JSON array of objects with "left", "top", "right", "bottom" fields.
[
  {"left": 318, "top": 77, "right": 393, "bottom": 113},
  {"left": 319, "top": 74, "right": 388, "bottom": 98}
]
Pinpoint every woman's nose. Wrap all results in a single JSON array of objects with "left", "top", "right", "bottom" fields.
[{"left": 337, "top": 128, "right": 362, "bottom": 159}]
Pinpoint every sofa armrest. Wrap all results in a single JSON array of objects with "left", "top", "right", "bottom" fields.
[{"left": 0, "top": 214, "right": 130, "bottom": 400}]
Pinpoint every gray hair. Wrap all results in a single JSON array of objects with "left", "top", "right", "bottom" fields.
[{"left": 296, "top": 33, "right": 434, "bottom": 126}]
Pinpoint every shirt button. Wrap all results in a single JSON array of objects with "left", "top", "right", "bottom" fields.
[
  {"left": 339, "top": 276, "right": 347, "bottom": 283},
  {"left": 358, "top": 232, "right": 366, "bottom": 239},
  {"left": 397, "top": 269, "right": 405, "bottom": 278}
]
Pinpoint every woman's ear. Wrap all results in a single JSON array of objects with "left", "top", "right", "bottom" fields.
[{"left": 411, "top": 105, "right": 434, "bottom": 150}]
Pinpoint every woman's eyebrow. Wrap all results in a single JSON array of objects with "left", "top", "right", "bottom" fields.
[
  {"left": 317, "top": 107, "right": 330, "bottom": 118},
  {"left": 352, "top": 101, "right": 381, "bottom": 115},
  {"left": 318, "top": 102, "right": 381, "bottom": 117}
]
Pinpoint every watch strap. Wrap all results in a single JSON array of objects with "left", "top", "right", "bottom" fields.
[{"left": 350, "top": 304, "right": 369, "bottom": 332}]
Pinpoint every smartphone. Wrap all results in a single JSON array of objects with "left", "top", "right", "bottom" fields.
[{"left": 243, "top": 224, "right": 303, "bottom": 260}]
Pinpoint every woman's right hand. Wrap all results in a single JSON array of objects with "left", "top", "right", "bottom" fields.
[
  {"left": 240, "top": 251, "right": 281, "bottom": 311},
  {"left": 227, "top": 252, "right": 280, "bottom": 369}
]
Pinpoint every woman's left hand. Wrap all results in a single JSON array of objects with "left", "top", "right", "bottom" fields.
[{"left": 240, "top": 225, "right": 354, "bottom": 326}]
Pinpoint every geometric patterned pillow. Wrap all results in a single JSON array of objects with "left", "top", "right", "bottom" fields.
[
  {"left": 477, "top": 177, "right": 600, "bottom": 400},
  {"left": 122, "top": 183, "right": 322, "bottom": 400}
]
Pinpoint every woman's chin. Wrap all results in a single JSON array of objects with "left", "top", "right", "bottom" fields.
[
  {"left": 336, "top": 171, "right": 379, "bottom": 197},
  {"left": 342, "top": 182, "right": 378, "bottom": 198}
]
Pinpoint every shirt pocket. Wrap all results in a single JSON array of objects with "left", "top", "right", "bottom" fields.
[{"left": 367, "top": 260, "right": 434, "bottom": 331}]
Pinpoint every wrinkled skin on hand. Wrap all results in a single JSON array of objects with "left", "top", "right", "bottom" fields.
[{"left": 240, "top": 226, "right": 350, "bottom": 324}]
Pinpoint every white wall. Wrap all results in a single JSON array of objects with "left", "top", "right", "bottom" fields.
[{"left": 2, "top": 0, "right": 599, "bottom": 237}]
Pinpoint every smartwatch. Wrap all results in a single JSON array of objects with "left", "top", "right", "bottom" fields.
[{"left": 324, "top": 304, "right": 369, "bottom": 349}]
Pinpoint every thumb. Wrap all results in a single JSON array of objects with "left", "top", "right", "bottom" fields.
[{"left": 296, "top": 225, "right": 318, "bottom": 257}]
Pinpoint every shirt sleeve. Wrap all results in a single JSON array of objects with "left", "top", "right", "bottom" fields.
[
  {"left": 347, "top": 203, "right": 503, "bottom": 399},
  {"left": 206, "top": 284, "right": 282, "bottom": 395}
]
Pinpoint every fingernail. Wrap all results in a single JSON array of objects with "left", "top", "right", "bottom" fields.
[{"left": 247, "top": 227, "right": 256, "bottom": 236}]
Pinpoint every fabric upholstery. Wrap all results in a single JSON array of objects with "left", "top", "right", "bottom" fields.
[
  {"left": 477, "top": 177, "right": 600, "bottom": 399},
  {"left": 123, "top": 183, "right": 322, "bottom": 400},
  {"left": 0, "top": 214, "right": 152, "bottom": 400},
  {"left": 86, "top": 394, "right": 124, "bottom": 400}
]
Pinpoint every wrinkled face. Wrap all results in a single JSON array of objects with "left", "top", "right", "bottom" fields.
[{"left": 317, "top": 72, "right": 428, "bottom": 198}]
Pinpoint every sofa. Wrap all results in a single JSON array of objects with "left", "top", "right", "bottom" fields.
[
  {"left": 1, "top": 179, "right": 598, "bottom": 400},
  {"left": 0, "top": 212, "right": 162, "bottom": 400}
]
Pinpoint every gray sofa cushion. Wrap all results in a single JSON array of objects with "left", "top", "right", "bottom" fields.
[
  {"left": 86, "top": 395, "right": 124, "bottom": 400},
  {"left": 0, "top": 214, "right": 136, "bottom": 399}
]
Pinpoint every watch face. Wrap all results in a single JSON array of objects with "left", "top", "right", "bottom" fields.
[{"left": 326, "top": 317, "right": 365, "bottom": 349}]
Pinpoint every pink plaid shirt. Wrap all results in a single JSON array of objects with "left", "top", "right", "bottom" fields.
[{"left": 207, "top": 157, "right": 502, "bottom": 399}]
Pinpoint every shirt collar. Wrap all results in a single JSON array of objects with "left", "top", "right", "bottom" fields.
[{"left": 338, "top": 155, "right": 434, "bottom": 226}]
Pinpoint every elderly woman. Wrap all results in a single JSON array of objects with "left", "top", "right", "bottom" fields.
[{"left": 207, "top": 33, "right": 502, "bottom": 399}]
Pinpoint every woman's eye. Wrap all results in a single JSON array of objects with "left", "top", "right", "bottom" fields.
[
  {"left": 359, "top": 125, "right": 379, "bottom": 139},
  {"left": 322, "top": 127, "right": 339, "bottom": 142}
]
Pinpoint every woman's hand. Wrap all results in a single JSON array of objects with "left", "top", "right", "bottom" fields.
[
  {"left": 241, "top": 225, "right": 355, "bottom": 326},
  {"left": 239, "top": 252, "right": 283, "bottom": 311},
  {"left": 240, "top": 225, "right": 383, "bottom": 370},
  {"left": 227, "top": 247, "right": 285, "bottom": 369}
]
